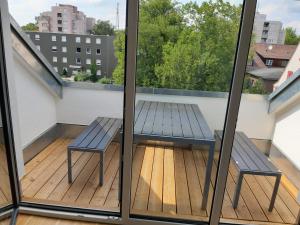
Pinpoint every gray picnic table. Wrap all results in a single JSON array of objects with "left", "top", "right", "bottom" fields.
[{"left": 134, "top": 100, "right": 215, "bottom": 210}]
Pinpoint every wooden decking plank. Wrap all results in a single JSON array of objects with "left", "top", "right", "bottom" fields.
[
  {"left": 244, "top": 174, "right": 283, "bottom": 223},
  {"left": 148, "top": 146, "right": 164, "bottom": 212},
  {"left": 223, "top": 161, "right": 252, "bottom": 220},
  {"left": 89, "top": 149, "right": 120, "bottom": 207},
  {"left": 142, "top": 102, "right": 157, "bottom": 134},
  {"left": 0, "top": 164, "right": 11, "bottom": 200},
  {"left": 130, "top": 145, "right": 146, "bottom": 208},
  {"left": 174, "top": 148, "right": 191, "bottom": 215},
  {"left": 266, "top": 176, "right": 299, "bottom": 218},
  {"left": 62, "top": 153, "right": 100, "bottom": 203},
  {"left": 103, "top": 170, "right": 119, "bottom": 209},
  {"left": 76, "top": 143, "right": 117, "bottom": 205},
  {"left": 183, "top": 150, "right": 206, "bottom": 217},
  {"left": 47, "top": 152, "right": 93, "bottom": 201},
  {"left": 34, "top": 151, "right": 83, "bottom": 199},
  {"left": 163, "top": 147, "right": 176, "bottom": 215},
  {"left": 24, "top": 139, "right": 65, "bottom": 175},
  {"left": 192, "top": 149, "right": 212, "bottom": 216},
  {"left": 23, "top": 141, "right": 72, "bottom": 197},
  {"left": 229, "top": 163, "right": 268, "bottom": 221},
  {"left": 132, "top": 146, "right": 155, "bottom": 211},
  {"left": 21, "top": 139, "right": 68, "bottom": 191},
  {"left": 256, "top": 176, "right": 296, "bottom": 224}
]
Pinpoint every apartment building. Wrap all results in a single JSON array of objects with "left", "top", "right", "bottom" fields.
[
  {"left": 27, "top": 31, "right": 117, "bottom": 77},
  {"left": 36, "top": 4, "right": 96, "bottom": 34},
  {"left": 253, "top": 12, "right": 286, "bottom": 44}
]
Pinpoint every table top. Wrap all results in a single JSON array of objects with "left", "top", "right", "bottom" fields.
[{"left": 134, "top": 100, "right": 214, "bottom": 142}]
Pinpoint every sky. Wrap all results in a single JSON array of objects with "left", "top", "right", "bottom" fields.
[{"left": 7, "top": 0, "right": 300, "bottom": 34}]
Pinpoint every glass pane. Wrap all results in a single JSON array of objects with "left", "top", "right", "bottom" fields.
[
  {"left": 126, "top": 0, "right": 243, "bottom": 222},
  {"left": 8, "top": 0, "right": 127, "bottom": 213},
  {"left": 220, "top": 0, "right": 300, "bottom": 224},
  {"left": 0, "top": 109, "right": 12, "bottom": 209}
]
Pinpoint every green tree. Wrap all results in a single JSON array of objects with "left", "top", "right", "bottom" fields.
[
  {"left": 112, "top": 31, "right": 126, "bottom": 84},
  {"left": 155, "top": 0, "right": 241, "bottom": 91},
  {"left": 243, "top": 76, "right": 267, "bottom": 94},
  {"left": 92, "top": 20, "right": 115, "bottom": 35},
  {"left": 285, "top": 27, "right": 300, "bottom": 45},
  {"left": 21, "top": 23, "right": 38, "bottom": 31},
  {"left": 89, "top": 62, "right": 99, "bottom": 83}
]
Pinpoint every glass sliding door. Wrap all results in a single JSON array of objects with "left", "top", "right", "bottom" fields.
[
  {"left": 218, "top": 0, "right": 300, "bottom": 224},
  {"left": 125, "top": 0, "right": 249, "bottom": 223},
  {"left": 6, "top": 0, "right": 127, "bottom": 215}
]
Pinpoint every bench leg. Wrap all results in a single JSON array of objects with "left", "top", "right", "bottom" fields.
[
  {"left": 68, "top": 149, "right": 72, "bottom": 183},
  {"left": 233, "top": 172, "right": 244, "bottom": 209},
  {"left": 269, "top": 174, "right": 281, "bottom": 212},
  {"left": 99, "top": 152, "right": 104, "bottom": 186},
  {"left": 201, "top": 142, "right": 215, "bottom": 210}
]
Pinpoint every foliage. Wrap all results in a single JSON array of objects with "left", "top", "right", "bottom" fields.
[
  {"left": 243, "top": 76, "right": 267, "bottom": 94},
  {"left": 98, "top": 77, "right": 113, "bottom": 84},
  {"left": 285, "top": 27, "right": 300, "bottom": 45},
  {"left": 21, "top": 23, "right": 38, "bottom": 31},
  {"left": 74, "top": 72, "right": 90, "bottom": 82},
  {"left": 92, "top": 20, "right": 115, "bottom": 35},
  {"left": 113, "top": 0, "right": 244, "bottom": 92},
  {"left": 89, "top": 62, "right": 98, "bottom": 83}
]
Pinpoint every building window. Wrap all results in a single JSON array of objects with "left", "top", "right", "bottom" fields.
[
  {"left": 96, "top": 38, "right": 101, "bottom": 44},
  {"left": 35, "top": 34, "right": 40, "bottom": 40},
  {"left": 51, "top": 35, "right": 56, "bottom": 41},
  {"left": 76, "top": 47, "right": 81, "bottom": 53},
  {"left": 58, "top": 20, "right": 62, "bottom": 25},
  {"left": 58, "top": 27, "right": 63, "bottom": 32},
  {"left": 57, "top": 13, "right": 62, "bottom": 17},
  {"left": 96, "top": 49, "right": 101, "bottom": 55},
  {"left": 53, "top": 57, "right": 57, "bottom": 62},
  {"left": 53, "top": 67, "right": 58, "bottom": 72},
  {"left": 61, "top": 36, "right": 67, "bottom": 42},
  {"left": 86, "top": 37, "right": 91, "bottom": 44},
  {"left": 86, "top": 69, "right": 91, "bottom": 75},
  {"left": 96, "top": 59, "right": 101, "bottom": 65},
  {"left": 36, "top": 45, "right": 40, "bottom": 51},
  {"left": 266, "top": 59, "right": 273, "bottom": 66},
  {"left": 86, "top": 59, "right": 91, "bottom": 65},
  {"left": 76, "top": 37, "right": 81, "bottom": 43},
  {"left": 62, "top": 57, "right": 67, "bottom": 63},
  {"left": 76, "top": 58, "right": 81, "bottom": 64},
  {"left": 51, "top": 46, "right": 57, "bottom": 52},
  {"left": 62, "top": 46, "right": 67, "bottom": 53},
  {"left": 86, "top": 47, "right": 91, "bottom": 54},
  {"left": 97, "top": 70, "right": 101, "bottom": 76}
]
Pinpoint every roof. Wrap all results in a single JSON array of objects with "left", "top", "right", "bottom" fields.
[
  {"left": 255, "top": 43, "right": 297, "bottom": 60},
  {"left": 248, "top": 68, "right": 284, "bottom": 81}
]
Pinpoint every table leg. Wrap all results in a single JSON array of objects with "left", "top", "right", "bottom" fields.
[
  {"left": 68, "top": 149, "right": 72, "bottom": 183},
  {"left": 201, "top": 142, "right": 215, "bottom": 210},
  {"left": 233, "top": 172, "right": 244, "bottom": 209},
  {"left": 269, "top": 174, "right": 281, "bottom": 212},
  {"left": 99, "top": 152, "right": 104, "bottom": 186}
]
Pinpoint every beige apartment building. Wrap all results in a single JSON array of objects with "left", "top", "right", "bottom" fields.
[{"left": 36, "top": 4, "right": 96, "bottom": 34}]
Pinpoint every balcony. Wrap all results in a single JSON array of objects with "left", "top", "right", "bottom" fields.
[{"left": 2, "top": 13, "right": 300, "bottom": 225}]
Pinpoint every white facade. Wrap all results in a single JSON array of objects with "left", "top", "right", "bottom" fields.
[
  {"left": 36, "top": 4, "right": 95, "bottom": 34},
  {"left": 253, "top": 12, "right": 286, "bottom": 44}
]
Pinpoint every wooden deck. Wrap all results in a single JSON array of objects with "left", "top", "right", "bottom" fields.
[
  {"left": 21, "top": 138, "right": 299, "bottom": 225},
  {"left": 0, "top": 145, "right": 12, "bottom": 208}
]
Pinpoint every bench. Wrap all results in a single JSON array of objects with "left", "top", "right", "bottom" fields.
[
  {"left": 215, "top": 131, "right": 282, "bottom": 212},
  {"left": 68, "top": 117, "right": 122, "bottom": 186}
]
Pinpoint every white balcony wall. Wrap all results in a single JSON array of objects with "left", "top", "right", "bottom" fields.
[
  {"left": 9, "top": 53, "right": 58, "bottom": 176},
  {"left": 272, "top": 97, "right": 300, "bottom": 170},
  {"left": 58, "top": 86, "right": 274, "bottom": 140}
]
